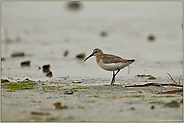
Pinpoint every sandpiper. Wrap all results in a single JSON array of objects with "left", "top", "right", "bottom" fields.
[{"left": 84, "top": 48, "right": 135, "bottom": 85}]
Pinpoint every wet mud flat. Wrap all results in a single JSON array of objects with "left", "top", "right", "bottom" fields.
[
  {"left": 1, "top": 76, "right": 183, "bottom": 122},
  {"left": 1, "top": 2, "right": 182, "bottom": 122}
]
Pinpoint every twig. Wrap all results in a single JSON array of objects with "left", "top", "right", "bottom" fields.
[
  {"left": 167, "top": 73, "right": 177, "bottom": 84},
  {"left": 158, "top": 89, "right": 183, "bottom": 94},
  {"left": 125, "top": 82, "right": 183, "bottom": 88}
]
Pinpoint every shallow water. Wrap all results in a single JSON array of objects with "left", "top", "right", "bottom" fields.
[{"left": 2, "top": 2, "right": 182, "bottom": 80}]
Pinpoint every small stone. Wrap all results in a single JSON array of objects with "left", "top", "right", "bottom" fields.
[
  {"left": 67, "top": 1, "right": 82, "bottom": 10},
  {"left": 151, "top": 105, "right": 155, "bottom": 109},
  {"left": 148, "top": 76, "right": 156, "bottom": 80},
  {"left": 64, "top": 91, "right": 74, "bottom": 95},
  {"left": 31, "top": 111, "right": 50, "bottom": 115},
  {"left": 21, "top": 60, "right": 30, "bottom": 67},
  {"left": 76, "top": 53, "right": 85, "bottom": 59},
  {"left": 62, "top": 76, "right": 69, "bottom": 80},
  {"left": 148, "top": 35, "right": 155, "bottom": 41},
  {"left": 64, "top": 50, "right": 69, "bottom": 57},
  {"left": 31, "top": 111, "right": 44, "bottom": 115},
  {"left": 1, "top": 57, "right": 5, "bottom": 61},
  {"left": 25, "top": 78, "right": 30, "bottom": 81},
  {"left": 72, "top": 80, "right": 81, "bottom": 83},
  {"left": 42, "top": 64, "right": 50, "bottom": 73},
  {"left": 100, "top": 31, "right": 108, "bottom": 37},
  {"left": 130, "top": 107, "right": 135, "bottom": 110},
  {"left": 52, "top": 101, "right": 63, "bottom": 109},
  {"left": 46, "top": 71, "right": 53, "bottom": 77},
  {"left": 11, "top": 52, "right": 25, "bottom": 57}
]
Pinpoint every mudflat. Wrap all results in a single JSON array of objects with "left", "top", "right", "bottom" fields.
[{"left": 1, "top": 2, "right": 182, "bottom": 122}]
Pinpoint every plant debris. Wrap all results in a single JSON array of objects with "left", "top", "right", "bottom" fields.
[
  {"left": 1, "top": 80, "right": 37, "bottom": 91},
  {"left": 125, "top": 83, "right": 183, "bottom": 88},
  {"left": 164, "top": 101, "right": 180, "bottom": 108},
  {"left": 167, "top": 73, "right": 177, "bottom": 84},
  {"left": 158, "top": 89, "right": 183, "bottom": 94}
]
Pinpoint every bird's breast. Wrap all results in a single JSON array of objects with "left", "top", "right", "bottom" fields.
[{"left": 97, "top": 59, "right": 130, "bottom": 71}]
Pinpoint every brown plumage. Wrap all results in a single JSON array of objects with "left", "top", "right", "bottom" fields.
[{"left": 84, "top": 48, "right": 135, "bottom": 85}]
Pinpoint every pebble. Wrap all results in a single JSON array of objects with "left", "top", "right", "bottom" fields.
[
  {"left": 46, "top": 71, "right": 53, "bottom": 77},
  {"left": 72, "top": 80, "right": 81, "bottom": 83},
  {"left": 42, "top": 64, "right": 50, "bottom": 73},
  {"left": 148, "top": 76, "right": 156, "bottom": 80},
  {"left": 151, "top": 105, "right": 155, "bottom": 109},
  {"left": 67, "top": 1, "right": 82, "bottom": 10},
  {"left": 62, "top": 76, "right": 69, "bottom": 80},
  {"left": 64, "top": 90, "right": 74, "bottom": 95},
  {"left": 31, "top": 111, "right": 50, "bottom": 115},
  {"left": 130, "top": 107, "right": 135, "bottom": 110},
  {"left": 24, "top": 78, "right": 30, "bottom": 81},
  {"left": 64, "top": 50, "right": 69, "bottom": 56},
  {"left": 1, "top": 57, "right": 5, "bottom": 61},
  {"left": 11, "top": 52, "right": 25, "bottom": 57},
  {"left": 52, "top": 101, "right": 63, "bottom": 109},
  {"left": 76, "top": 53, "right": 85, "bottom": 59},
  {"left": 100, "top": 31, "right": 108, "bottom": 37},
  {"left": 148, "top": 35, "right": 155, "bottom": 41},
  {"left": 21, "top": 60, "right": 30, "bottom": 67}
]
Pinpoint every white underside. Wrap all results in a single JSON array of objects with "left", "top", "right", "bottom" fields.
[{"left": 97, "top": 59, "right": 131, "bottom": 71}]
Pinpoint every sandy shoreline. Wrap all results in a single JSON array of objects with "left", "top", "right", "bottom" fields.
[{"left": 1, "top": 76, "right": 183, "bottom": 122}]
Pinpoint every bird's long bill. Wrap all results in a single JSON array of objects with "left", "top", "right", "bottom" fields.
[{"left": 84, "top": 53, "right": 94, "bottom": 62}]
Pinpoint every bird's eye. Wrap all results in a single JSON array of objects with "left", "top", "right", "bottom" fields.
[{"left": 94, "top": 51, "right": 98, "bottom": 53}]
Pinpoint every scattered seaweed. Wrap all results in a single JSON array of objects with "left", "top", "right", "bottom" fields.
[
  {"left": 1, "top": 80, "right": 38, "bottom": 91},
  {"left": 1, "top": 79, "right": 10, "bottom": 83}
]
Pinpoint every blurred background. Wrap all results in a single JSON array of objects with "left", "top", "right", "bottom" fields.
[{"left": 1, "top": 1, "right": 182, "bottom": 80}]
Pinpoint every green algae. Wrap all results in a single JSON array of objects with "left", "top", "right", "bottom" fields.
[
  {"left": 1, "top": 80, "right": 38, "bottom": 91},
  {"left": 1, "top": 79, "right": 10, "bottom": 83}
]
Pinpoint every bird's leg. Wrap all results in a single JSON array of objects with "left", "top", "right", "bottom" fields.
[
  {"left": 111, "top": 69, "right": 120, "bottom": 85},
  {"left": 111, "top": 71, "right": 115, "bottom": 85},
  {"left": 115, "top": 69, "right": 120, "bottom": 76}
]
